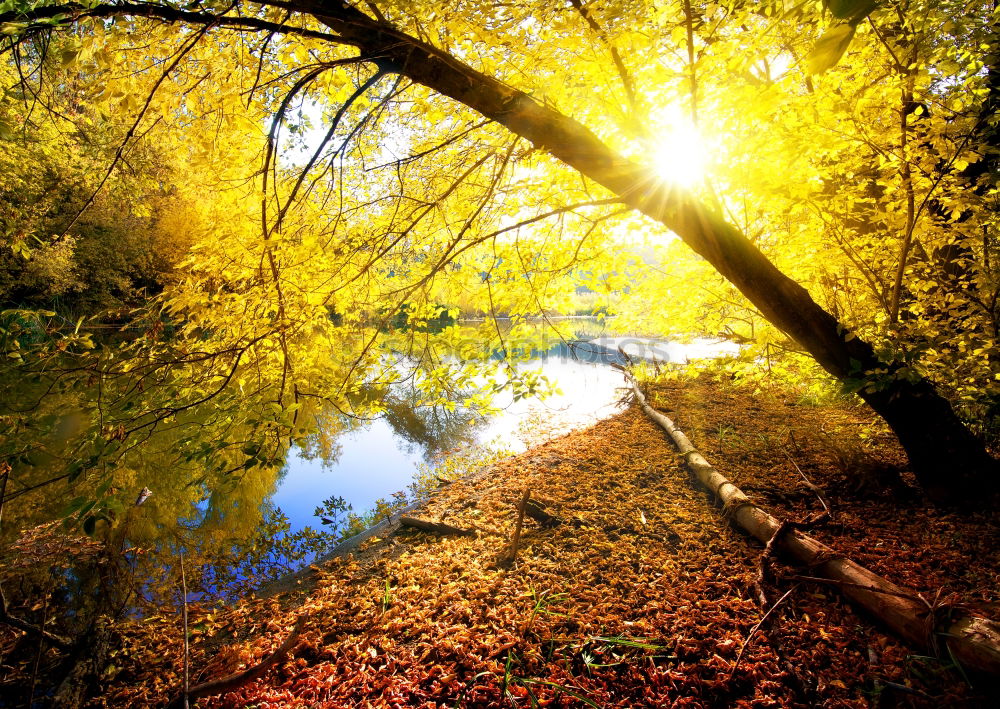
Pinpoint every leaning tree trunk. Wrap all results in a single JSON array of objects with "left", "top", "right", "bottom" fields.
[
  {"left": 2, "top": 0, "right": 993, "bottom": 498},
  {"left": 302, "top": 1, "right": 996, "bottom": 500}
]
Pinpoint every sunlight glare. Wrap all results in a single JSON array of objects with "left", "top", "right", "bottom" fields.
[{"left": 651, "top": 117, "right": 708, "bottom": 187}]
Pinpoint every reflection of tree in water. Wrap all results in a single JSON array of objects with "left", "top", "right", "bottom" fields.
[
  {"left": 0, "top": 317, "right": 612, "bottom": 657},
  {"left": 290, "top": 343, "right": 496, "bottom": 463},
  {"left": 0, "top": 342, "right": 341, "bottom": 625},
  {"left": 294, "top": 407, "right": 352, "bottom": 466},
  {"left": 290, "top": 378, "right": 485, "bottom": 465},
  {"left": 377, "top": 323, "right": 613, "bottom": 459},
  {"left": 381, "top": 387, "right": 488, "bottom": 462}
]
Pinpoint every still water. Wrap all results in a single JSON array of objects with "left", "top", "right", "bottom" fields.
[
  {"left": 1, "top": 319, "right": 739, "bottom": 609},
  {"left": 273, "top": 352, "right": 629, "bottom": 535},
  {"left": 274, "top": 329, "right": 740, "bottom": 540}
]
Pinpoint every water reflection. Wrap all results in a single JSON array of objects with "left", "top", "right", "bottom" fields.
[
  {"left": 275, "top": 354, "right": 627, "bottom": 533},
  {"left": 1, "top": 317, "right": 737, "bottom": 614},
  {"left": 274, "top": 320, "right": 626, "bottom": 536}
]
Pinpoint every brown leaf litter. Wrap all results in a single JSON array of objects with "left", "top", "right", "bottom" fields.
[{"left": 98, "top": 374, "right": 1000, "bottom": 707}]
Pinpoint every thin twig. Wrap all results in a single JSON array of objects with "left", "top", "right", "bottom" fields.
[
  {"left": 682, "top": 0, "right": 699, "bottom": 124},
  {"left": 0, "top": 462, "right": 8, "bottom": 529},
  {"left": 497, "top": 489, "right": 531, "bottom": 567},
  {"left": 180, "top": 551, "right": 190, "bottom": 709},
  {"left": 27, "top": 591, "right": 49, "bottom": 706},
  {"left": 730, "top": 583, "right": 801, "bottom": 676},
  {"left": 567, "top": 0, "right": 640, "bottom": 121},
  {"left": 781, "top": 449, "right": 829, "bottom": 514},
  {"left": 755, "top": 519, "right": 793, "bottom": 606},
  {"left": 167, "top": 616, "right": 306, "bottom": 708}
]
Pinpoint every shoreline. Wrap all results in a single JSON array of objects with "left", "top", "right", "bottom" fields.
[
  {"left": 254, "top": 458, "right": 500, "bottom": 598},
  {"left": 255, "top": 397, "right": 627, "bottom": 598},
  {"left": 94, "top": 375, "right": 1000, "bottom": 707}
]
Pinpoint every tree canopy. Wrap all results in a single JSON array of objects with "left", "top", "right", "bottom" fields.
[
  {"left": 1, "top": 0, "right": 998, "bottom": 512},
  {"left": 5, "top": 3, "right": 1000, "bottom": 702}
]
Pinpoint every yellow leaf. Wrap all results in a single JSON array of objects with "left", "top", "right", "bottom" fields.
[{"left": 807, "top": 24, "right": 856, "bottom": 74}]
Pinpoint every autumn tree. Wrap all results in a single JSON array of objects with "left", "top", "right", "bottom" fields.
[
  {"left": 0, "top": 47, "right": 205, "bottom": 311},
  {"left": 1, "top": 0, "right": 998, "bottom": 501}
]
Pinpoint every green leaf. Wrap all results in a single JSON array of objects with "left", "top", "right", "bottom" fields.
[
  {"left": 95, "top": 478, "right": 113, "bottom": 498},
  {"left": 61, "top": 495, "right": 89, "bottom": 517},
  {"left": 77, "top": 499, "right": 98, "bottom": 519},
  {"left": 807, "top": 23, "right": 857, "bottom": 74},
  {"left": 105, "top": 497, "right": 125, "bottom": 516},
  {"left": 825, "top": 0, "right": 878, "bottom": 21}
]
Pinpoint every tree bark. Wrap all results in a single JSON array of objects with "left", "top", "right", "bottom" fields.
[
  {"left": 299, "top": 1, "right": 996, "bottom": 500},
  {"left": 626, "top": 372, "right": 1000, "bottom": 676},
  {"left": 53, "top": 618, "right": 113, "bottom": 706}
]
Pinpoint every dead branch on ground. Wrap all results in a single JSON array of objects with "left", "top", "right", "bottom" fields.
[
  {"left": 494, "top": 489, "right": 530, "bottom": 568},
  {"left": 167, "top": 615, "right": 306, "bottom": 708},
  {"left": 624, "top": 370, "right": 1000, "bottom": 676},
  {"left": 398, "top": 517, "right": 476, "bottom": 536}
]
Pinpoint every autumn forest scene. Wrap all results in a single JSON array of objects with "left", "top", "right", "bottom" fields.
[{"left": 1, "top": 0, "right": 1000, "bottom": 706}]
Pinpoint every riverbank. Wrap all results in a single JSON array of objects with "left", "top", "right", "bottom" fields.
[{"left": 88, "top": 375, "right": 1000, "bottom": 706}]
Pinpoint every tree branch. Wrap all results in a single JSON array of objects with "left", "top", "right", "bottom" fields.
[
  {"left": 0, "top": 585, "right": 74, "bottom": 651},
  {"left": 567, "top": 0, "right": 641, "bottom": 126},
  {"left": 0, "top": 2, "right": 351, "bottom": 45}
]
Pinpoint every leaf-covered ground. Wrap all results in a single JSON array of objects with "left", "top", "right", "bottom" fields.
[{"left": 99, "top": 375, "right": 1000, "bottom": 707}]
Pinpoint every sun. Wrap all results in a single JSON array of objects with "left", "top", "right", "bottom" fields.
[{"left": 650, "top": 114, "right": 709, "bottom": 188}]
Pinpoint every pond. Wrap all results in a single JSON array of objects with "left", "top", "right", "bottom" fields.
[
  {"left": 0, "top": 317, "right": 738, "bottom": 613},
  {"left": 273, "top": 337, "right": 631, "bottom": 539}
]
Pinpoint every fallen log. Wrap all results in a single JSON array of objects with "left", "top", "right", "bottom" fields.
[
  {"left": 625, "top": 372, "right": 1000, "bottom": 676},
  {"left": 399, "top": 517, "right": 476, "bottom": 537}
]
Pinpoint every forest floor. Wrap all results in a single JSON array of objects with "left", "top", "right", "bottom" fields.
[{"left": 98, "top": 374, "right": 1000, "bottom": 708}]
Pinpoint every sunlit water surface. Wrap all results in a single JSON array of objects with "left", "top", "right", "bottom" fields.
[
  {"left": 273, "top": 332, "right": 739, "bottom": 539},
  {"left": 273, "top": 355, "right": 629, "bottom": 534}
]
